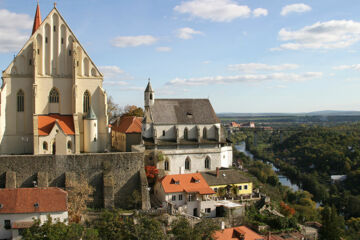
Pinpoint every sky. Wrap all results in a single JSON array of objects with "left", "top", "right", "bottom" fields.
[{"left": 0, "top": 0, "right": 360, "bottom": 113}]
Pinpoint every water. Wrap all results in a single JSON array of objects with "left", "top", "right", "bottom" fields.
[{"left": 235, "top": 142, "right": 299, "bottom": 192}]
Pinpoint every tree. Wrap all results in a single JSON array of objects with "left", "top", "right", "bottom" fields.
[
  {"left": 171, "top": 217, "right": 219, "bottom": 240},
  {"left": 127, "top": 189, "right": 142, "bottom": 209},
  {"left": 107, "top": 96, "right": 122, "bottom": 122},
  {"left": 121, "top": 105, "right": 144, "bottom": 117},
  {"left": 170, "top": 217, "right": 193, "bottom": 240},
  {"left": 319, "top": 205, "right": 344, "bottom": 240},
  {"left": 67, "top": 175, "right": 94, "bottom": 223},
  {"left": 133, "top": 215, "right": 165, "bottom": 240},
  {"left": 193, "top": 218, "right": 220, "bottom": 240}
]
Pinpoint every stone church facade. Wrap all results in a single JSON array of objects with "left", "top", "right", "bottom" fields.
[
  {"left": 142, "top": 81, "right": 233, "bottom": 174},
  {"left": 0, "top": 4, "right": 109, "bottom": 155}
]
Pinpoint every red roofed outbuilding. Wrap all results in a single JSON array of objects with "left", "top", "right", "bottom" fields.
[
  {"left": 111, "top": 116, "right": 142, "bottom": 152},
  {"left": 0, "top": 188, "right": 68, "bottom": 239},
  {"left": 213, "top": 226, "right": 264, "bottom": 240}
]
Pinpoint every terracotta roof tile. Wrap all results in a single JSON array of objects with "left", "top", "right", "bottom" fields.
[
  {"left": 0, "top": 188, "right": 67, "bottom": 214},
  {"left": 38, "top": 114, "right": 75, "bottom": 135},
  {"left": 160, "top": 173, "right": 215, "bottom": 195},
  {"left": 214, "top": 226, "right": 264, "bottom": 240},
  {"left": 32, "top": 3, "right": 42, "bottom": 35},
  {"left": 112, "top": 116, "right": 142, "bottom": 134}
]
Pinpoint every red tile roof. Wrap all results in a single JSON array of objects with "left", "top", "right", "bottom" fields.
[
  {"left": 38, "top": 114, "right": 75, "bottom": 136},
  {"left": 32, "top": 3, "right": 42, "bottom": 35},
  {"left": 160, "top": 173, "right": 215, "bottom": 195},
  {"left": 112, "top": 116, "right": 142, "bottom": 134},
  {"left": 214, "top": 226, "right": 264, "bottom": 240},
  {"left": 0, "top": 188, "right": 68, "bottom": 214}
]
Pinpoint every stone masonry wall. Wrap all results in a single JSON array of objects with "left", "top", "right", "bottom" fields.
[{"left": 0, "top": 152, "right": 144, "bottom": 209}]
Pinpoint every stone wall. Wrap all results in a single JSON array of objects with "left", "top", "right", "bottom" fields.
[{"left": 0, "top": 152, "right": 145, "bottom": 209}]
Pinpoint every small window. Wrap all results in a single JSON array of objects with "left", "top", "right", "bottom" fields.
[
  {"left": 244, "top": 185, "right": 248, "bottom": 190},
  {"left": 67, "top": 141, "right": 72, "bottom": 150},
  {"left": 184, "top": 128, "right": 188, "bottom": 140},
  {"left": 179, "top": 194, "right": 183, "bottom": 201},
  {"left": 205, "top": 157, "right": 210, "bottom": 169},
  {"left": 164, "top": 160, "right": 169, "bottom": 171},
  {"left": 61, "top": 38, "right": 64, "bottom": 44},
  {"left": 185, "top": 157, "right": 190, "bottom": 170},
  {"left": 238, "top": 186, "right": 242, "bottom": 190},
  {"left": 53, "top": 26, "right": 56, "bottom": 32},
  {"left": 172, "top": 195, "right": 176, "bottom": 201},
  {"left": 4, "top": 220, "right": 11, "bottom": 230},
  {"left": 205, "top": 208, "right": 211, "bottom": 213},
  {"left": 203, "top": 128, "right": 207, "bottom": 139},
  {"left": 162, "top": 130, "right": 165, "bottom": 136},
  {"left": 29, "top": 59, "right": 32, "bottom": 65},
  {"left": 188, "top": 194, "right": 193, "bottom": 202},
  {"left": 49, "top": 88, "right": 59, "bottom": 103},
  {"left": 17, "top": 90, "right": 24, "bottom": 112},
  {"left": 69, "top": 50, "right": 72, "bottom": 56},
  {"left": 150, "top": 93, "right": 153, "bottom": 100},
  {"left": 94, "top": 137, "right": 97, "bottom": 142},
  {"left": 77, "top": 61, "right": 79, "bottom": 67},
  {"left": 43, "top": 142, "right": 48, "bottom": 150},
  {"left": 37, "top": 49, "right": 40, "bottom": 54},
  {"left": 45, "top": 37, "right": 48, "bottom": 43}
]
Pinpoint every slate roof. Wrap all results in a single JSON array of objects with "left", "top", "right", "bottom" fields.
[
  {"left": 150, "top": 99, "right": 220, "bottom": 125},
  {"left": 159, "top": 173, "right": 215, "bottom": 195},
  {"left": 145, "top": 81, "right": 153, "bottom": 92},
  {"left": 0, "top": 188, "right": 68, "bottom": 214},
  {"left": 201, "top": 169, "right": 251, "bottom": 186},
  {"left": 38, "top": 114, "right": 75, "bottom": 135}
]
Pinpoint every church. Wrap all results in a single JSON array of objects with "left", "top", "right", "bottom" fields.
[
  {"left": 142, "top": 81, "right": 233, "bottom": 174},
  {"left": 0, "top": 4, "right": 109, "bottom": 155}
]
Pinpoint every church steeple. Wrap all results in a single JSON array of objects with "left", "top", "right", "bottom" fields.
[
  {"left": 144, "top": 78, "right": 155, "bottom": 108},
  {"left": 32, "top": 2, "right": 42, "bottom": 35}
]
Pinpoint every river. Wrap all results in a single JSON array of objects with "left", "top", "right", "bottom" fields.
[{"left": 235, "top": 142, "right": 299, "bottom": 192}]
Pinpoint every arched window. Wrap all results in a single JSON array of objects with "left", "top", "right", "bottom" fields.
[
  {"left": 165, "top": 160, "right": 169, "bottom": 171},
  {"left": 67, "top": 141, "right": 72, "bottom": 150},
  {"left": 49, "top": 88, "right": 59, "bottom": 103},
  {"left": 162, "top": 130, "right": 166, "bottom": 136},
  {"left": 185, "top": 157, "right": 190, "bottom": 170},
  {"left": 43, "top": 141, "right": 48, "bottom": 150},
  {"left": 203, "top": 128, "right": 207, "bottom": 139},
  {"left": 83, "top": 90, "right": 90, "bottom": 113},
  {"left": 150, "top": 93, "right": 153, "bottom": 100},
  {"left": 184, "top": 128, "right": 188, "bottom": 140},
  {"left": 17, "top": 90, "right": 24, "bottom": 112},
  {"left": 205, "top": 156, "right": 210, "bottom": 169}
]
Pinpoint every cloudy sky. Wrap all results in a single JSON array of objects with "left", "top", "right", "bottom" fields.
[{"left": 1, "top": 0, "right": 360, "bottom": 113}]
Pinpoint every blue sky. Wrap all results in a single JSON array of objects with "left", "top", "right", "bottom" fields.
[{"left": 1, "top": 0, "right": 360, "bottom": 113}]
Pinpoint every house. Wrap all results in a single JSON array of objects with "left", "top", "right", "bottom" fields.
[
  {"left": 0, "top": 3, "right": 109, "bottom": 155},
  {"left": 213, "top": 225, "right": 264, "bottom": 240},
  {"left": 0, "top": 188, "right": 68, "bottom": 239},
  {"left": 330, "top": 175, "right": 347, "bottom": 183},
  {"left": 201, "top": 168, "right": 253, "bottom": 197},
  {"left": 142, "top": 81, "right": 233, "bottom": 174},
  {"left": 111, "top": 116, "right": 142, "bottom": 152}
]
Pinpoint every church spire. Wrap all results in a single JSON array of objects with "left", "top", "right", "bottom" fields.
[{"left": 32, "top": 1, "right": 42, "bottom": 35}]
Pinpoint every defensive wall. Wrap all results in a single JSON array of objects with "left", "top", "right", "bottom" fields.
[{"left": 0, "top": 152, "right": 150, "bottom": 209}]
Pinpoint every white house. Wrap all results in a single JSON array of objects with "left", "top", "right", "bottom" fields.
[
  {"left": 0, "top": 3, "right": 109, "bottom": 155},
  {"left": 0, "top": 187, "right": 68, "bottom": 239},
  {"left": 142, "top": 81, "right": 233, "bottom": 174}
]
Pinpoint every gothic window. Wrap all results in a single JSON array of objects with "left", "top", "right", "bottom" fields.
[
  {"left": 184, "top": 128, "right": 188, "bottom": 140},
  {"left": 17, "top": 90, "right": 24, "bottom": 112},
  {"left": 43, "top": 141, "right": 48, "bottom": 150},
  {"left": 165, "top": 160, "right": 169, "bottom": 171},
  {"left": 49, "top": 88, "right": 59, "bottom": 103},
  {"left": 83, "top": 90, "right": 90, "bottom": 113},
  {"left": 162, "top": 130, "right": 165, "bottom": 136},
  {"left": 67, "top": 141, "right": 72, "bottom": 150},
  {"left": 205, "top": 156, "right": 210, "bottom": 169},
  {"left": 185, "top": 157, "right": 190, "bottom": 170},
  {"left": 203, "top": 128, "right": 207, "bottom": 139}
]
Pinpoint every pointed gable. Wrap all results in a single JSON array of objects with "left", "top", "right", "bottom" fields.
[{"left": 3, "top": 5, "right": 102, "bottom": 78}]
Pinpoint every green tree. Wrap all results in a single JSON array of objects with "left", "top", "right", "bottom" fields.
[
  {"left": 171, "top": 217, "right": 219, "bottom": 240},
  {"left": 134, "top": 215, "right": 165, "bottom": 240},
  {"left": 319, "top": 205, "right": 344, "bottom": 240}
]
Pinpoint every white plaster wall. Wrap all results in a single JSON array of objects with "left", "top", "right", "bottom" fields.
[
  {"left": 38, "top": 123, "right": 75, "bottom": 155},
  {"left": 84, "top": 119, "right": 98, "bottom": 153},
  {"left": 199, "top": 200, "right": 217, "bottom": 218},
  {"left": 142, "top": 123, "right": 153, "bottom": 139},
  {"left": 220, "top": 146, "right": 233, "bottom": 168},
  {"left": 0, "top": 211, "right": 68, "bottom": 240},
  {"left": 158, "top": 148, "right": 222, "bottom": 175},
  {"left": 165, "top": 193, "right": 186, "bottom": 207},
  {"left": 154, "top": 124, "right": 219, "bottom": 141}
]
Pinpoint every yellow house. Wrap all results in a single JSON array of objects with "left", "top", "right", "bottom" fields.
[{"left": 201, "top": 168, "right": 252, "bottom": 196}]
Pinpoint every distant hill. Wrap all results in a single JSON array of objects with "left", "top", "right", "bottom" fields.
[{"left": 217, "top": 110, "right": 360, "bottom": 118}]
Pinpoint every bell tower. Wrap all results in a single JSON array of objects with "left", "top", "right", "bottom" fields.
[{"left": 144, "top": 78, "right": 154, "bottom": 109}]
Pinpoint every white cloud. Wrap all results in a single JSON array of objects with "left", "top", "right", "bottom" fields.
[
  {"left": 99, "top": 66, "right": 132, "bottom": 86},
  {"left": 0, "top": 9, "right": 32, "bottom": 53},
  {"left": 177, "top": 27, "right": 203, "bottom": 39},
  {"left": 167, "top": 72, "right": 323, "bottom": 86},
  {"left": 228, "top": 63, "right": 299, "bottom": 72},
  {"left": 111, "top": 35, "right": 157, "bottom": 48},
  {"left": 272, "top": 20, "right": 360, "bottom": 51},
  {"left": 156, "top": 46, "right": 172, "bottom": 52},
  {"left": 253, "top": 8, "right": 268, "bottom": 18},
  {"left": 281, "top": 3, "right": 311, "bottom": 16},
  {"left": 174, "top": 0, "right": 251, "bottom": 22},
  {"left": 333, "top": 64, "right": 360, "bottom": 71}
]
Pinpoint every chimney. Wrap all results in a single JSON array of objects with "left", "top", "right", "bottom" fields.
[{"left": 216, "top": 167, "right": 220, "bottom": 178}]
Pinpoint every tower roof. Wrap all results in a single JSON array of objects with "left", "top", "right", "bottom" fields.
[
  {"left": 32, "top": 2, "right": 42, "bottom": 35},
  {"left": 145, "top": 80, "right": 153, "bottom": 92},
  {"left": 85, "top": 107, "right": 97, "bottom": 120}
]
